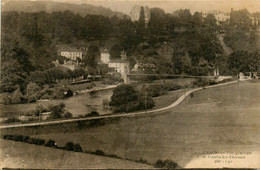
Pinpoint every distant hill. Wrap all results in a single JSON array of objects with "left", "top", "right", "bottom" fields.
[{"left": 2, "top": 0, "right": 129, "bottom": 18}]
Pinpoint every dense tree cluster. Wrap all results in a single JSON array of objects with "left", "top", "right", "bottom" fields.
[
  {"left": 1, "top": 7, "right": 259, "bottom": 100},
  {"left": 109, "top": 84, "right": 154, "bottom": 113}
]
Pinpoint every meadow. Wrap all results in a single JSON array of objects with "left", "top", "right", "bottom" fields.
[{"left": 3, "top": 80, "right": 260, "bottom": 167}]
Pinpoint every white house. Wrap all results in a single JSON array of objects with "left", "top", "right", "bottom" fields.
[
  {"left": 100, "top": 49, "right": 110, "bottom": 64},
  {"left": 108, "top": 51, "right": 130, "bottom": 84},
  {"left": 58, "top": 46, "right": 83, "bottom": 61}
]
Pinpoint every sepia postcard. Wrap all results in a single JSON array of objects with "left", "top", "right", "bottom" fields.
[{"left": 0, "top": 0, "right": 260, "bottom": 169}]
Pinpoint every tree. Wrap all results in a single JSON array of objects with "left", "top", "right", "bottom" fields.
[
  {"left": 110, "top": 43, "right": 123, "bottom": 59},
  {"left": 110, "top": 85, "right": 139, "bottom": 107},
  {"left": 109, "top": 84, "right": 154, "bottom": 112},
  {"left": 11, "top": 87, "right": 23, "bottom": 104},
  {"left": 83, "top": 45, "right": 100, "bottom": 68},
  {"left": 25, "top": 82, "right": 41, "bottom": 102},
  {"left": 203, "top": 14, "right": 218, "bottom": 32},
  {"left": 230, "top": 9, "right": 252, "bottom": 31},
  {"left": 136, "top": 6, "right": 146, "bottom": 42},
  {"left": 49, "top": 103, "right": 65, "bottom": 119}
]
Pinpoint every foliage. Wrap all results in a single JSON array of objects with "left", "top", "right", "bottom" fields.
[
  {"left": 110, "top": 84, "right": 154, "bottom": 112},
  {"left": 24, "top": 82, "right": 41, "bottom": 102},
  {"left": 228, "top": 50, "right": 260, "bottom": 74},
  {"left": 0, "top": 93, "right": 11, "bottom": 105},
  {"left": 154, "top": 159, "right": 180, "bottom": 168},
  {"left": 64, "top": 112, "right": 73, "bottom": 118},
  {"left": 85, "top": 110, "right": 99, "bottom": 117},
  {"left": 10, "top": 87, "right": 23, "bottom": 104},
  {"left": 101, "top": 73, "right": 123, "bottom": 85},
  {"left": 2, "top": 117, "right": 21, "bottom": 124},
  {"left": 49, "top": 103, "right": 65, "bottom": 119},
  {"left": 45, "top": 139, "right": 56, "bottom": 147}
]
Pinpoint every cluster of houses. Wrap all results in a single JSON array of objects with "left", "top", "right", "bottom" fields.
[{"left": 55, "top": 45, "right": 130, "bottom": 83}]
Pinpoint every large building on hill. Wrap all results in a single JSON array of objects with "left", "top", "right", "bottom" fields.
[
  {"left": 130, "top": 5, "right": 150, "bottom": 24},
  {"left": 58, "top": 46, "right": 83, "bottom": 61}
]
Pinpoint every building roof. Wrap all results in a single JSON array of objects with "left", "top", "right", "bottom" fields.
[
  {"left": 109, "top": 59, "right": 129, "bottom": 63},
  {"left": 57, "top": 45, "right": 82, "bottom": 52}
]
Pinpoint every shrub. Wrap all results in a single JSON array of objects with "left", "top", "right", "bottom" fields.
[
  {"left": 65, "top": 142, "right": 74, "bottom": 151},
  {"left": 73, "top": 143, "right": 83, "bottom": 152},
  {"left": 154, "top": 159, "right": 165, "bottom": 168},
  {"left": 3, "top": 117, "right": 21, "bottom": 124},
  {"left": 95, "top": 149, "right": 105, "bottom": 156},
  {"left": 45, "top": 140, "right": 56, "bottom": 147},
  {"left": 190, "top": 92, "right": 194, "bottom": 98},
  {"left": 14, "top": 135, "right": 24, "bottom": 142},
  {"left": 85, "top": 110, "right": 99, "bottom": 117},
  {"left": 154, "top": 159, "right": 179, "bottom": 169},
  {"left": 10, "top": 87, "right": 23, "bottom": 104},
  {"left": 37, "top": 139, "right": 46, "bottom": 145},
  {"left": 163, "top": 159, "right": 179, "bottom": 168},
  {"left": 64, "top": 112, "right": 72, "bottom": 118},
  {"left": 0, "top": 93, "right": 11, "bottom": 105},
  {"left": 49, "top": 103, "right": 65, "bottom": 119},
  {"left": 23, "top": 136, "right": 30, "bottom": 143},
  {"left": 102, "top": 98, "right": 110, "bottom": 109}
]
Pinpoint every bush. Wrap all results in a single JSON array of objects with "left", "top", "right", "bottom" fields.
[
  {"left": 0, "top": 93, "right": 11, "bottom": 104},
  {"left": 10, "top": 87, "right": 23, "bottom": 104},
  {"left": 64, "top": 112, "right": 72, "bottom": 118},
  {"left": 102, "top": 98, "right": 110, "bottom": 109},
  {"left": 154, "top": 159, "right": 179, "bottom": 169},
  {"left": 23, "top": 136, "right": 30, "bottom": 143},
  {"left": 3, "top": 117, "right": 21, "bottom": 124},
  {"left": 49, "top": 103, "right": 65, "bottom": 119},
  {"left": 65, "top": 142, "right": 75, "bottom": 151},
  {"left": 45, "top": 139, "right": 56, "bottom": 147},
  {"left": 14, "top": 135, "right": 24, "bottom": 142},
  {"left": 95, "top": 149, "right": 105, "bottom": 156},
  {"left": 154, "top": 159, "right": 165, "bottom": 168},
  {"left": 85, "top": 110, "right": 99, "bottom": 117},
  {"left": 163, "top": 159, "right": 179, "bottom": 169},
  {"left": 73, "top": 143, "right": 83, "bottom": 152}
]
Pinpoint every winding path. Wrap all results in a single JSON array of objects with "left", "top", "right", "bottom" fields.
[{"left": 0, "top": 80, "right": 240, "bottom": 129}]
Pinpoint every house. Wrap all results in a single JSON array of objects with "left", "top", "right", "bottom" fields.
[
  {"left": 108, "top": 51, "right": 130, "bottom": 84},
  {"left": 58, "top": 46, "right": 83, "bottom": 61},
  {"left": 100, "top": 48, "right": 110, "bottom": 64}
]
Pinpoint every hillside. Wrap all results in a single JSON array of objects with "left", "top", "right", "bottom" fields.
[{"left": 2, "top": 0, "right": 128, "bottom": 18}]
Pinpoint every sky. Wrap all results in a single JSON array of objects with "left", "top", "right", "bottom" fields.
[
  {"left": 52, "top": 0, "right": 260, "bottom": 14},
  {"left": 2, "top": 0, "right": 259, "bottom": 14}
]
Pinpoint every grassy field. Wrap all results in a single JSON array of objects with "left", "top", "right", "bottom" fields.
[
  {"left": 0, "top": 89, "right": 113, "bottom": 119},
  {"left": 10, "top": 80, "right": 257, "bottom": 168},
  {"left": 0, "top": 139, "right": 152, "bottom": 169},
  {"left": 0, "top": 78, "right": 193, "bottom": 120},
  {"left": 2, "top": 80, "right": 260, "bottom": 167}
]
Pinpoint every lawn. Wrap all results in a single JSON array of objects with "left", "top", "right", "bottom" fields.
[
  {"left": 0, "top": 139, "right": 152, "bottom": 169},
  {"left": 0, "top": 78, "right": 193, "bottom": 120},
  {"left": 2, "top": 80, "right": 260, "bottom": 167},
  {"left": 0, "top": 89, "right": 113, "bottom": 119},
  {"left": 13, "top": 80, "right": 258, "bottom": 168}
]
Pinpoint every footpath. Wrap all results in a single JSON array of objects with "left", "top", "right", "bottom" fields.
[{"left": 0, "top": 80, "right": 241, "bottom": 129}]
